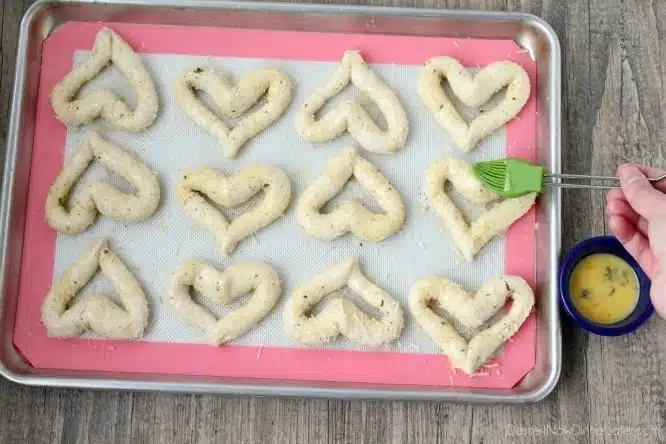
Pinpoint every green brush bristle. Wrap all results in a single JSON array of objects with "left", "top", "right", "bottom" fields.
[
  {"left": 473, "top": 161, "right": 508, "bottom": 194},
  {"left": 474, "top": 158, "right": 544, "bottom": 197}
]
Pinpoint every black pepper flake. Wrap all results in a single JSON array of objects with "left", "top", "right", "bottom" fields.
[
  {"left": 194, "top": 67, "right": 203, "bottom": 73},
  {"left": 380, "top": 300, "right": 384, "bottom": 307},
  {"left": 580, "top": 289, "right": 590, "bottom": 299},
  {"left": 621, "top": 269, "right": 632, "bottom": 286},
  {"left": 604, "top": 266, "right": 617, "bottom": 282}
]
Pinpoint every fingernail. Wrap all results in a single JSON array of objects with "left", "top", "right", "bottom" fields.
[{"left": 618, "top": 165, "right": 645, "bottom": 184}]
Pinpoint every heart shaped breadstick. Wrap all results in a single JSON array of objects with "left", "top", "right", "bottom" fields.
[
  {"left": 166, "top": 261, "right": 281, "bottom": 344},
  {"left": 425, "top": 157, "right": 535, "bottom": 262},
  {"left": 45, "top": 131, "right": 160, "bottom": 234},
  {"left": 409, "top": 275, "right": 534, "bottom": 374},
  {"left": 174, "top": 67, "right": 292, "bottom": 158},
  {"left": 41, "top": 239, "right": 149, "bottom": 339},
  {"left": 176, "top": 165, "right": 291, "bottom": 255},
  {"left": 296, "top": 146, "right": 405, "bottom": 242},
  {"left": 285, "top": 257, "right": 404, "bottom": 346},
  {"left": 51, "top": 27, "right": 159, "bottom": 132},
  {"left": 296, "top": 50, "right": 409, "bottom": 154},
  {"left": 418, "top": 56, "right": 530, "bottom": 152}
]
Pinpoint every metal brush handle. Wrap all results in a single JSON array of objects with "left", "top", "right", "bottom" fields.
[{"left": 543, "top": 173, "right": 666, "bottom": 190}]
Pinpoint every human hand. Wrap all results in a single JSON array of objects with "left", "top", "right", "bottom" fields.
[{"left": 606, "top": 164, "right": 666, "bottom": 318}]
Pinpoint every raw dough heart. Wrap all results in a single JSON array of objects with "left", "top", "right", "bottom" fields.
[
  {"left": 166, "top": 260, "right": 282, "bottom": 345},
  {"left": 418, "top": 56, "right": 530, "bottom": 152},
  {"left": 176, "top": 165, "right": 291, "bottom": 255},
  {"left": 296, "top": 50, "right": 409, "bottom": 154},
  {"left": 296, "top": 146, "right": 405, "bottom": 242},
  {"left": 41, "top": 239, "right": 149, "bottom": 339},
  {"left": 174, "top": 67, "right": 292, "bottom": 158},
  {"left": 285, "top": 257, "right": 404, "bottom": 346},
  {"left": 45, "top": 131, "right": 161, "bottom": 234},
  {"left": 425, "top": 157, "right": 536, "bottom": 262},
  {"left": 409, "top": 275, "right": 534, "bottom": 374},
  {"left": 50, "top": 27, "right": 159, "bottom": 132}
]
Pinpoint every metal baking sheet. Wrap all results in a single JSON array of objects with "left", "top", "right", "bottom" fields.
[{"left": 0, "top": 0, "right": 561, "bottom": 402}]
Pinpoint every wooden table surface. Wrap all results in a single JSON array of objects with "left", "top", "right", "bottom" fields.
[{"left": 1, "top": 0, "right": 665, "bottom": 443}]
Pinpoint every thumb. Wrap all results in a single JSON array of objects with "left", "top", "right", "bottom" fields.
[{"left": 617, "top": 164, "right": 666, "bottom": 221}]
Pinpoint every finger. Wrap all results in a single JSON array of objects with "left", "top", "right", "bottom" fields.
[
  {"left": 605, "top": 194, "right": 632, "bottom": 216},
  {"left": 628, "top": 164, "right": 666, "bottom": 193},
  {"left": 609, "top": 214, "right": 659, "bottom": 278},
  {"left": 608, "top": 214, "right": 638, "bottom": 243},
  {"left": 617, "top": 164, "right": 666, "bottom": 221},
  {"left": 605, "top": 198, "right": 649, "bottom": 236},
  {"left": 606, "top": 188, "right": 625, "bottom": 202}
]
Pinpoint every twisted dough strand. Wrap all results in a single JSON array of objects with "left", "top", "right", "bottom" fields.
[
  {"left": 166, "top": 261, "right": 282, "bottom": 344},
  {"left": 51, "top": 27, "right": 159, "bottom": 132},
  {"left": 41, "top": 239, "right": 149, "bottom": 339},
  {"left": 296, "top": 51, "right": 409, "bottom": 154},
  {"left": 45, "top": 131, "right": 160, "bottom": 234}
]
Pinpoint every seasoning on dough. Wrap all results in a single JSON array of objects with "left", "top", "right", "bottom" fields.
[
  {"left": 296, "top": 50, "right": 409, "bottom": 154},
  {"left": 296, "top": 146, "right": 405, "bottom": 242},
  {"left": 174, "top": 67, "right": 292, "bottom": 158},
  {"left": 50, "top": 27, "right": 159, "bottom": 132},
  {"left": 425, "top": 157, "right": 536, "bottom": 262},
  {"left": 176, "top": 165, "right": 291, "bottom": 256},
  {"left": 409, "top": 275, "right": 534, "bottom": 374},
  {"left": 45, "top": 131, "right": 160, "bottom": 234},
  {"left": 41, "top": 239, "right": 149, "bottom": 339},
  {"left": 165, "top": 260, "right": 282, "bottom": 344},
  {"left": 285, "top": 257, "right": 404, "bottom": 346},
  {"left": 418, "top": 56, "right": 530, "bottom": 152}
]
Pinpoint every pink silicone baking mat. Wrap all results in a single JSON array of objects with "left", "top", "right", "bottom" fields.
[{"left": 13, "top": 22, "right": 537, "bottom": 388}]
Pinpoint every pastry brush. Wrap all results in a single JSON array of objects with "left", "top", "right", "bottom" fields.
[{"left": 473, "top": 158, "right": 666, "bottom": 198}]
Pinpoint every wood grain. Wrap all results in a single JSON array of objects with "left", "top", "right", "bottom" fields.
[{"left": 2, "top": 0, "right": 666, "bottom": 443}]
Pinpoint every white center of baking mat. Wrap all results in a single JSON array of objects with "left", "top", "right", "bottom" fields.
[{"left": 52, "top": 52, "right": 505, "bottom": 354}]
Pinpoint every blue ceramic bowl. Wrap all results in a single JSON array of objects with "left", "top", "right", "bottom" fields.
[{"left": 559, "top": 236, "right": 653, "bottom": 336}]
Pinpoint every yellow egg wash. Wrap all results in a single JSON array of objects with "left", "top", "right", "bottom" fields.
[{"left": 569, "top": 253, "right": 639, "bottom": 324}]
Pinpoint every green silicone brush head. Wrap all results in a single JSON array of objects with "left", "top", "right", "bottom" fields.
[{"left": 474, "top": 158, "right": 544, "bottom": 198}]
